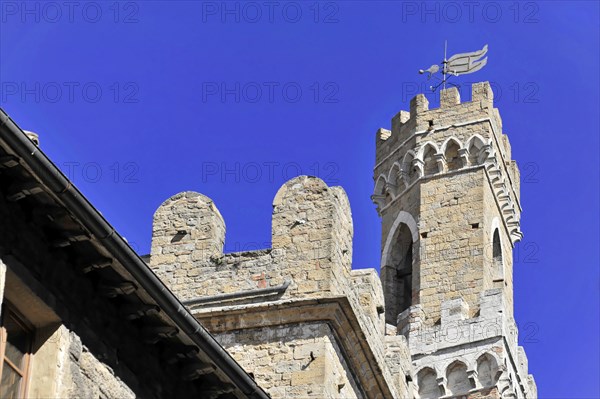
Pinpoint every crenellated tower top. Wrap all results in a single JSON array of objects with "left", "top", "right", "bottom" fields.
[
  {"left": 374, "top": 82, "right": 523, "bottom": 326},
  {"left": 374, "top": 82, "right": 521, "bottom": 246},
  {"left": 373, "top": 81, "right": 535, "bottom": 398}
]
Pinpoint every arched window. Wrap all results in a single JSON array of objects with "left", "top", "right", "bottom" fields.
[
  {"left": 385, "top": 223, "right": 413, "bottom": 323},
  {"left": 388, "top": 163, "right": 405, "bottom": 196},
  {"left": 444, "top": 140, "right": 461, "bottom": 171},
  {"left": 423, "top": 144, "right": 438, "bottom": 176},
  {"left": 372, "top": 175, "right": 388, "bottom": 211},
  {"left": 446, "top": 361, "right": 471, "bottom": 396},
  {"left": 418, "top": 368, "right": 440, "bottom": 399},
  {"left": 402, "top": 152, "right": 418, "bottom": 184},
  {"left": 477, "top": 353, "right": 499, "bottom": 388},
  {"left": 492, "top": 229, "right": 504, "bottom": 284},
  {"left": 467, "top": 136, "right": 485, "bottom": 166}
]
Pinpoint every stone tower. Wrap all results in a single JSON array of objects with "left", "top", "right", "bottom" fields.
[{"left": 372, "top": 83, "right": 536, "bottom": 398}]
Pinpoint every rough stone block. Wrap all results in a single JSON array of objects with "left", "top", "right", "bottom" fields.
[{"left": 440, "top": 87, "right": 461, "bottom": 108}]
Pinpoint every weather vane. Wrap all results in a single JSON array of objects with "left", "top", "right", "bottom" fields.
[{"left": 419, "top": 42, "right": 488, "bottom": 92}]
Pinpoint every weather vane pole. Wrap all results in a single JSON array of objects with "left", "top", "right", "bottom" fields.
[
  {"left": 420, "top": 42, "right": 488, "bottom": 92},
  {"left": 443, "top": 40, "right": 448, "bottom": 90}
]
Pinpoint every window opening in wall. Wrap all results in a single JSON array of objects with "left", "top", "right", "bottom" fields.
[
  {"left": 423, "top": 145, "right": 437, "bottom": 176},
  {"left": 492, "top": 229, "right": 504, "bottom": 284},
  {"left": 445, "top": 140, "right": 461, "bottom": 171},
  {"left": 0, "top": 304, "right": 34, "bottom": 399},
  {"left": 390, "top": 224, "right": 414, "bottom": 318}
]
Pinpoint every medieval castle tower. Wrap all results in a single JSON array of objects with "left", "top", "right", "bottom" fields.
[
  {"left": 372, "top": 82, "right": 534, "bottom": 398},
  {"left": 147, "top": 82, "right": 536, "bottom": 398}
]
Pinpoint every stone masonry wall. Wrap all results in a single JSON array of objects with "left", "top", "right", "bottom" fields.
[
  {"left": 215, "top": 322, "right": 362, "bottom": 399},
  {"left": 23, "top": 324, "right": 134, "bottom": 399},
  {"left": 418, "top": 169, "right": 486, "bottom": 324},
  {"left": 55, "top": 326, "right": 135, "bottom": 399}
]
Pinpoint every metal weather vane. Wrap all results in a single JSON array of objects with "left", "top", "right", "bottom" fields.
[{"left": 419, "top": 42, "right": 488, "bottom": 92}]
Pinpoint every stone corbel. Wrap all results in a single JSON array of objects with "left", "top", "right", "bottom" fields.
[
  {"left": 495, "top": 365, "right": 507, "bottom": 385},
  {"left": 385, "top": 181, "right": 397, "bottom": 197},
  {"left": 458, "top": 148, "right": 469, "bottom": 167},
  {"left": 436, "top": 376, "right": 447, "bottom": 397},
  {"left": 493, "top": 180, "right": 506, "bottom": 190},
  {"left": 434, "top": 153, "right": 446, "bottom": 173},
  {"left": 411, "top": 158, "right": 424, "bottom": 179},
  {"left": 370, "top": 194, "right": 386, "bottom": 214},
  {"left": 397, "top": 169, "right": 409, "bottom": 189},
  {"left": 501, "top": 200, "right": 513, "bottom": 211},
  {"left": 467, "top": 369, "right": 480, "bottom": 390},
  {"left": 497, "top": 191, "right": 510, "bottom": 201},
  {"left": 510, "top": 229, "right": 524, "bottom": 243},
  {"left": 488, "top": 168, "right": 502, "bottom": 178},
  {"left": 497, "top": 368, "right": 514, "bottom": 398},
  {"left": 479, "top": 144, "right": 494, "bottom": 164}
]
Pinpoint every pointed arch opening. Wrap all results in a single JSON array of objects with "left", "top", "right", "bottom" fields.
[
  {"left": 388, "top": 163, "right": 406, "bottom": 196},
  {"left": 492, "top": 228, "right": 504, "bottom": 286},
  {"left": 389, "top": 223, "right": 413, "bottom": 320},
  {"left": 422, "top": 144, "right": 438, "bottom": 176},
  {"left": 444, "top": 139, "right": 462, "bottom": 171},
  {"left": 402, "top": 151, "right": 418, "bottom": 184},
  {"left": 477, "top": 353, "right": 500, "bottom": 388},
  {"left": 418, "top": 368, "right": 440, "bottom": 399},
  {"left": 446, "top": 361, "right": 471, "bottom": 396},
  {"left": 381, "top": 211, "right": 418, "bottom": 325},
  {"left": 467, "top": 136, "right": 486, "bottom": 166}
]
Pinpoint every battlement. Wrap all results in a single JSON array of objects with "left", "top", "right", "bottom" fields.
[
  {"left": 401, "top": 289, "right": 537, "bottom": 398},
  {"left": 398, "top": 289, "right": 507, "bottom": 352},
  {"left": 375, "top": 82, "right": 508, "bottom": 167},
  {"left": 148, "top": 176, "right": 414, "bottom": 397},
  {"left": 149, "top": 176, "right": 357, "bottom": 303},
  {"left": 375, "top": 82, "right": 511, "bottom": 176},
  {"left": 372, "top": 81, "right": 523, "bottom": 246}
]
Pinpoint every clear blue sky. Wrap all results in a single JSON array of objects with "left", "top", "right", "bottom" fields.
[{"left": 1, "top": 1, "right": 598, "bottom": 397}]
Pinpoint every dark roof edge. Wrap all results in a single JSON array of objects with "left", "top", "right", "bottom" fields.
[{"left": 0, "top": 108, "right": 269, "bottom": 399}]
